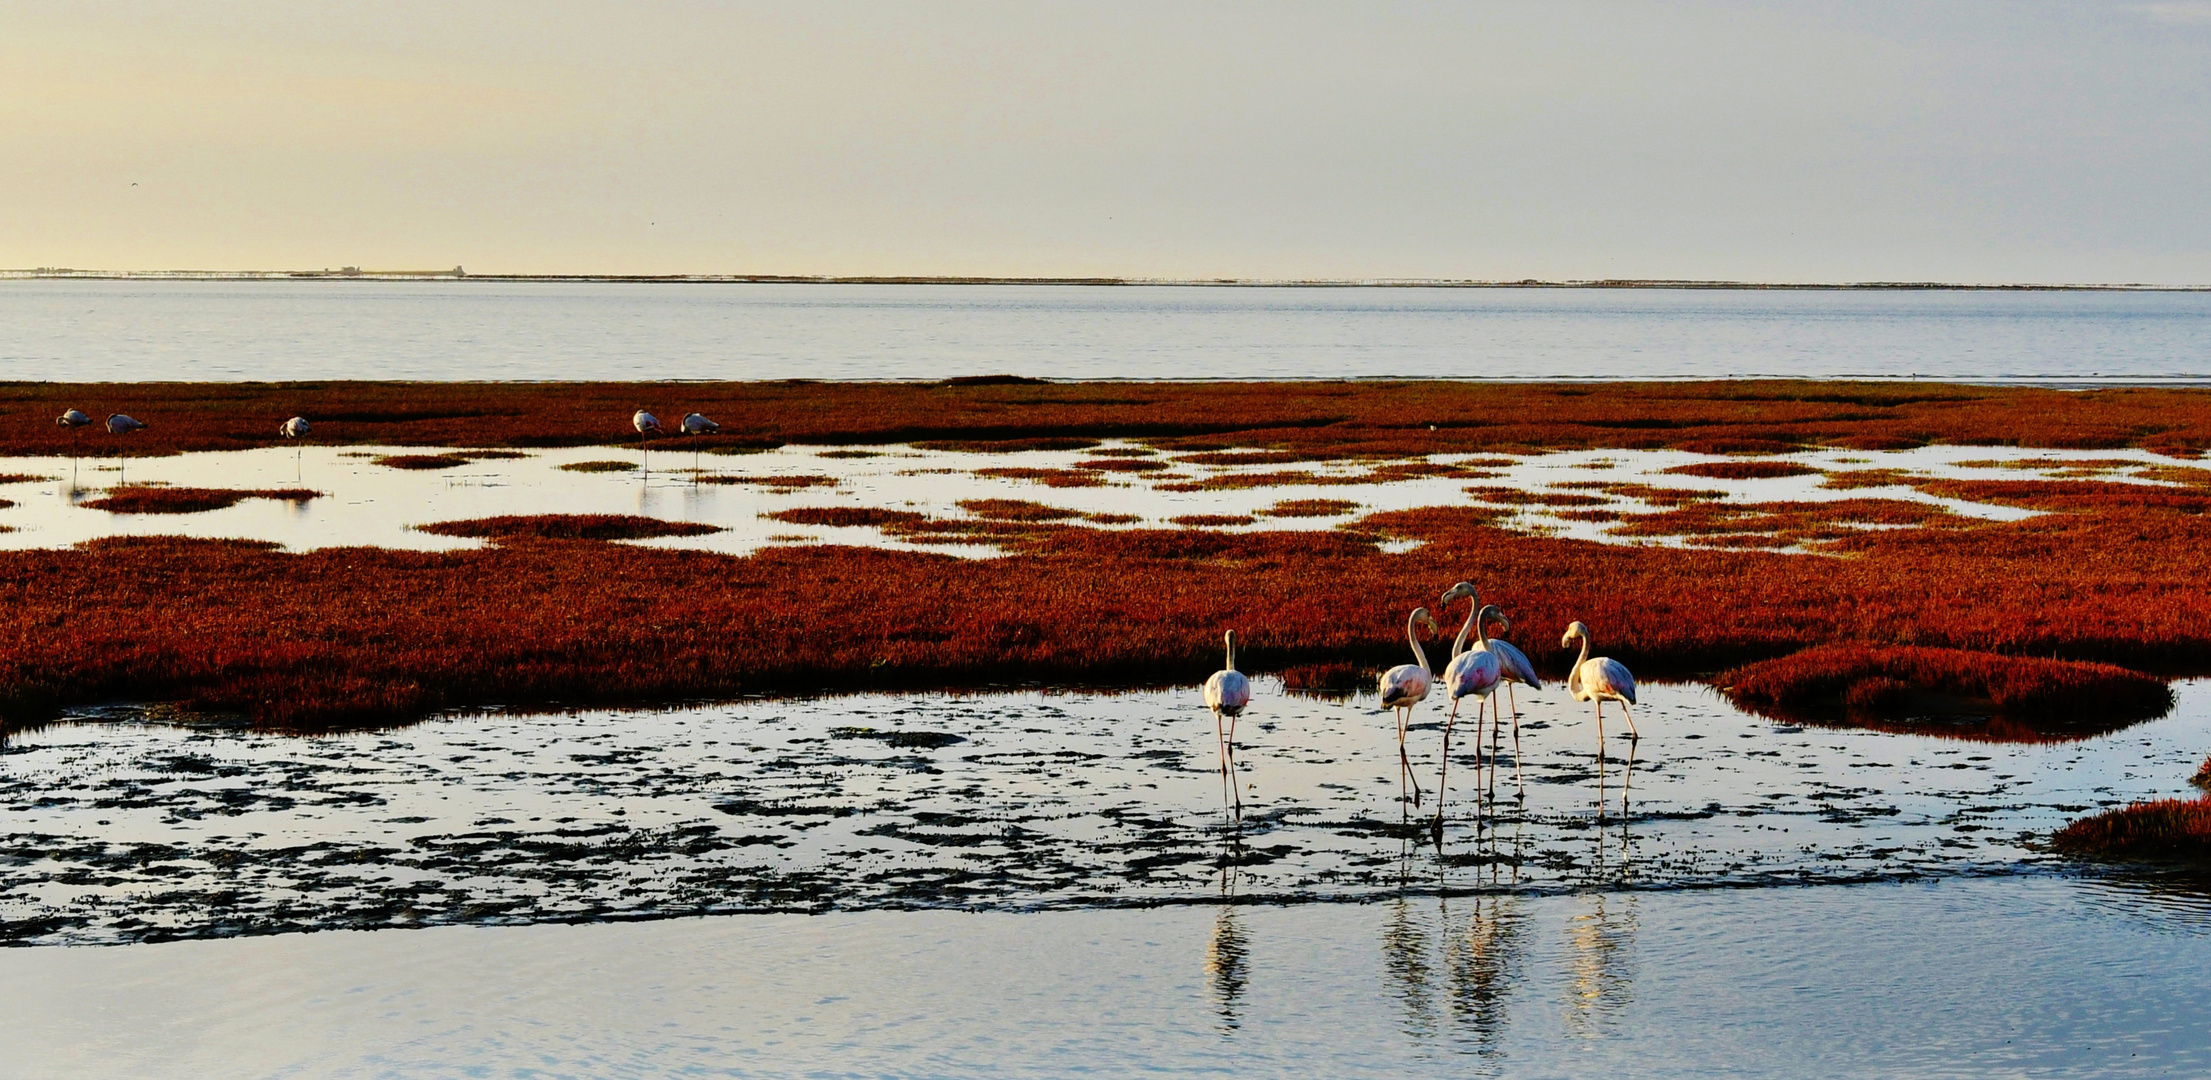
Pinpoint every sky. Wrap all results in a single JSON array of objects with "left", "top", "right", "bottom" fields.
[{"left": 3, "top": 1, "right": 2209, "bottom": 282}]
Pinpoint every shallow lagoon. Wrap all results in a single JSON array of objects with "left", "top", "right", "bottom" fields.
[{"left": 3, "top": 877, "right": 2208, "bottom": 1078}]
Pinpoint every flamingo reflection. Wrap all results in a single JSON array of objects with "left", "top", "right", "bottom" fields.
[{"left": 1563, "top": 893, "right": 1638, "bottom": 1038}]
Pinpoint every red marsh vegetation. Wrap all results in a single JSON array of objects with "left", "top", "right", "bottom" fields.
[
  {"left": 2051, "top": 798, "right": 2211, "bottom": 861},
  {"left": 1262, "top": 498, "right": 1360, "bottom": 517},
  {"left": 1664, "top": 461, "right": 1821, "bottom": 480},
  {"left": 1715, "top": 645, "right": 2173, "bottom": 727},
  {"left": 14, "top": 380, "right": 2211, "bottom": 459},
  {"left": 9, "top": 483, "right": 2211, "bottom": 730},
  {"left": 79, "top": 487, "right": 319, "bottom": 514}
]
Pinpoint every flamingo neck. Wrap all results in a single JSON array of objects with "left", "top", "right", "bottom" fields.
[
  {"left": 1407, "top": 612, "right": 1431, "bottom": 672},
  {"left": 1569, "top": 633, "right": 1591, "bottom": 694},
  {"left": 1450, "top": 600, "right": 1477, "bottom": 659},
  {"left": 1225, "top": 633, "right": 1237, "bottom": 672}
]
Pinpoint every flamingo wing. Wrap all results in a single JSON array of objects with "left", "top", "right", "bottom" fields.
[
  {"left": 1594, "top": 657, "right": 1636, "bottom": 704},
  {"left": 1203, "top": 669, "right": 1251, "bottom": 715},
  {"left": 1444, "top": 648, "right": 1501, "bottom": 699},
  {"left": 1486, "top": 638, "right": 1542, "bottom": 690}
]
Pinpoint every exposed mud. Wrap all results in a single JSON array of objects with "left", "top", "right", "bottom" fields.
[{"left": 4, "top": 680, "right": 2204, "bottom": 947}]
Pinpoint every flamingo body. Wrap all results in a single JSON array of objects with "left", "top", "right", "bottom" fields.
[
  {"left": 281, "top": 417, "right": 311, "bottom": 438},
  {"left": 680, "top": 412, "right": 721, "bottom": 435},
  {"left": 1571, "top": 656, "right": 1636, "bottom": 707},
  {"left": 632, "top": 410, "right": 663, "bottom": 435},
  {"left": 1203, "top": 669, "right": 1251, "bottom": 717},
  {"left": 57, "top": 410, "right": 91, "bottom": 429},
  {"left": 1204, "top": 629, "right": 1252, "bottom": 814},
  {"left": 1486, "top": 637, "right": 1542, "bottom": 691},
  {"left": 1444, "top": 647, "right": 1502, "bottom": 704},
  {"left": 106, "top": 414, "right": 144, "bottom": 434},
  {"left": 1378, "top": 663, "right": 1431, "bottom": 709}
]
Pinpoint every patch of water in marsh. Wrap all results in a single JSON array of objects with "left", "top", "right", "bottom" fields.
[
  {"left": 0, "top": 442, "right": 2176, "bottom": 555},
  {"left": 1, "top": 876, "right": 2207, "bottom": 1078},
  {"left": 4, "top": 679, "right": 2205, "bottom": 946}
]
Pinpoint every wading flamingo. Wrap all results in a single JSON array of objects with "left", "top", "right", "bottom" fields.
[
  {"left": 281, "top": 416, "right": 310, "bottom": 481},
  {"left": 633, "top": 410, "right": 662, "bottom": 472},
  {"left": 1202, "top": 629, "right": 1252, "bottom": 814},
  {"left": 679, "top": 412, "right": 719, "bottom": 476},
  {"left": 1443, "top": 582, "right": 1545, "bottom": 791},
  {"left": 57, "top": 410, "right": 91, "bottom": 476},
  {"left": 1436, "top": 602, "right": 1502, "bottom": 833},
  {"left": 1379, "top": 607, "right": 1441, "bottom": 809},
  {"left": 1563, "top": 621, "right": 1637, "bottom": 755},
  {"left": 106, "top": 414, "right": 144, "bottom": 482}
]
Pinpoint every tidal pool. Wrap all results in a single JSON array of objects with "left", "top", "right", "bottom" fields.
[{"left": 0, "top": 441, "right": 2167, "bottom": 555}]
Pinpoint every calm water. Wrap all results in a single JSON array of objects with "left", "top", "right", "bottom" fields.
[
  {"left": 4, "top": 878, "right": 2208, "bottom": 1078},
  {"left": 5, "top": 280, "right": 2211, "bottom": 383}
]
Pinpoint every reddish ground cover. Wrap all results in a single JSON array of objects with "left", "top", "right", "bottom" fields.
[
  {"left": 1715, "top": 645, "right": 2172, "bottom": 726},
  {"left": 2051, "top": 798, "right": 2211, "bottom": 861},
  {"left": 12, "top": 380, "right": 2211, "bottom": 459},
  {"left": 1663, "top": 461, "right": 1821, "bottom": 479},
  {"left": 6, "top": 482, "right": 2211, "bottom": 730},
  {"left": 78, "top": 487, "right": 319, "bottom": 514}
]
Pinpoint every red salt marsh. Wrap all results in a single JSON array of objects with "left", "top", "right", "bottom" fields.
[
  {"left": 78, "top": 487, "right": 319, "bottom": 514},
  {"left": 13, "top": 379, "right": 2211, "bottom": 460}
]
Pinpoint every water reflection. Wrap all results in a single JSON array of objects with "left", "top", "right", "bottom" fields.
[
  {"left": 1205, "top": 904, "right": 1249, "bottom": 1033},
  {"left": 1563, "top": 894, "right": 1638, "bottom": 1039},
  {"left": 1377, "top": 893, "right": 1532, "bottom": 1058},
  {"left": 1444, "top": 896, "right": 1526, "bottom": 1055}
]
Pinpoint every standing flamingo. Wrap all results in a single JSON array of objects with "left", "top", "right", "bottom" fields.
[
  {"left": 1442, "top": 582, "right": 1544, "bottom": 791},
  {"left": 1563, "top": 621, "right": 1638, "bottom": 758},
  {"left": 1202, "top": 629, "right": 1252, "bottom": 815},
  {"left": 1379, "top": 607, "right": 1441, "bottom": 809},
  {"left": 679, "top": 413, "right": 718, "bottom": 477},
  {"left": 106, "top": 414, "right": 144, "bottom": 482},
  {"left": 57, "top": 410, "right": 91, "bottom": 477},
  {"left": 633, "top": 410, "right": 662, "bottom": 473},
  {"left": 281, "top": 416, "right": 310, "bottom": 482},
  {"left": 1436, "top": 601, "right": 1502, "bottom": 834}
]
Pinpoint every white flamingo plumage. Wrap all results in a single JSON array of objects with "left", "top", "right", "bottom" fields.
[
  {"left": 680, "top": 413, "right": 720, "bottom": 435},
  {"left": 1202, "top": 629, "right": 1252, "bottom": 813},
  {"left": 632, "top": 410, "right": 662, "bottom": 472},
  {"left": 1437, "top": 601, "right": 1502, "bottom": 831},
  {"left": 56, "top": 410, "right": 91, "bottom": 430},
  {"left": 106, "top": 414, "right": 144, "bottom": 434},
  {"left": 281, "top": 416, "right": 310, "bottom": 438},
  {"left": 1378, "top": 606, "right": 1441, "bottom": 808},
  {"left": 1563, "top": 620, "right": 1638, "bottom": 751},
  {"left": 1442, "top": 582, "right": 1545, "bottom": 791}
]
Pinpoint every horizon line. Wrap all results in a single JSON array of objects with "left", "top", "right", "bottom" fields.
[{"left": 4, "top": 268, "right": 2209, "bottom": 291}]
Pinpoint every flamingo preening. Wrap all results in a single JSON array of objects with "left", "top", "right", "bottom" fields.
[
  {"left": 1202, "top": 629, "right": 1252, "bottom": 815},
  {"left": 679, "top": 412, "right": 719, "bottom": 477},
  {"left": 281, "top": 416, "right": 310, "bottom": 481},
  {"left": 1378, "top": 607, "right": 1441, "bottom": 809},
  {"left": 1436, "top": 601, "right": 1502, "bottom": 834},
  {"left": 1563, "top": 621, "right": 1638, "bottom": 756}
]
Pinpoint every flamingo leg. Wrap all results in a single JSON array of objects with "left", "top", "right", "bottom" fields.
[
  {"left": 1508, "top": 682, "right": 1525, "bottom": 794},
  {"left": 1398, "top": 707, "right": 1424, "bottom": 809},
  {"left": 1621, "top": 701, "right": 1639, "bottom": 740},
  {"left": 1434, "top": 702, "right": 1456, "bottom": 838}
]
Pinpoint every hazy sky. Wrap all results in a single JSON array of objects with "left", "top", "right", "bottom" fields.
[{"left": 4, "top": 1, "right": 2210, "bottom": 281}]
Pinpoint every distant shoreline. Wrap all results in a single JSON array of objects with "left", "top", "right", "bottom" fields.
[{"left": 3, "top": 269, "right": 2207, "bottom": 291}]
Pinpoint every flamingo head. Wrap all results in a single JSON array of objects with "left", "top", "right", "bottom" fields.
[
  {"left": 1411, "top": 606, "right": 1439, "bottom": 637},
  {"left": 1479, "top": 604, "right": 1508, "bottom": 635},
  {"left": 1438, "top": 581, "right": 1478, "bottom": 607},
  {"left": 1561, "top": 620, "right": 1590, "bottom": 648}
]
